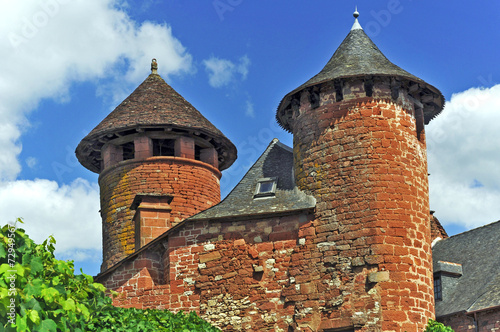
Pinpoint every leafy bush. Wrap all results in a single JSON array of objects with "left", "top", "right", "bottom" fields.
[
  {"left": 0, "top": 220, "right": 220, "bottom": 332},
  {"left": 424, "top": 319, "right": 455, "bottom": 332}
]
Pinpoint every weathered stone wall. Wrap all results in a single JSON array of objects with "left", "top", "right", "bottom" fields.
[
  {"left": 96, "top": 213, "right": 313, "bottom": 331},
  {"left": 98, "top": 156, "right": 221, "bottom": 271},
  {"left": 439, "top": 309, "right": 500, "bottom": 332},
  {"left": 288, "top": 79, "right": 434, "bottom": 331}
]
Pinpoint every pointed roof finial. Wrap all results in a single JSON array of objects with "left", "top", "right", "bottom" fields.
[
  {"left": 151, "top": 58, "right": 158, "bottom": 74},
  {"left": 351, "top": 6, "right": 362, "bottom": 30}
]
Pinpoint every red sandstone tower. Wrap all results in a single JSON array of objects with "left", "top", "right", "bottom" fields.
[
  {"left": 76, "top": 59, "right": 236, "bottom": 271},
  {"left": 276, "top": 11, "right": 444, "bottom": 331}
]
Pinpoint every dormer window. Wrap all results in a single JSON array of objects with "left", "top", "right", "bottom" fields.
[{"left": 254, "top": 177, "right": 277, "bottom": 199}]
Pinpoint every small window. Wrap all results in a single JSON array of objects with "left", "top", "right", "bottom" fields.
[
  {"left": 122, "top": 142, "right": 135, "bottom": 160},
  {"left": 195, "top": 145, "right": 202, "bottom": 161},
  {"left": 254, "top": 177, "right": 277, "bottom": 199},
  {"left": 434, "top": 275, "right": 442, "bottom": 301},
  {"left": 153, "top": 139, "right": 175, "bottom": 156}
]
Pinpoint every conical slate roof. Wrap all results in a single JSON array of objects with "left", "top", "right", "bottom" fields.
[
  {"left": 297, "top": 28, "right": 423, "bottom": 91},
  {"left": 76, "top": 68, "right": 236, "bottom": 173},
  {"left": 277, "top": 16, "right": 444, "bottom": 131}
]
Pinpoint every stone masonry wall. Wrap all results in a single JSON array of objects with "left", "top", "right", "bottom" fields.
[
  {"left": 289, "top": 79, "right": 434, "bottom": 331},
  {"left": 96, "top": 213, "right": 313, "bottom": 331},
  {"left": 439, "top": 309, "right": 500, "bottom": 332},
  {"left": 98, "top": 156, "right": 221, "bottom": 271}
]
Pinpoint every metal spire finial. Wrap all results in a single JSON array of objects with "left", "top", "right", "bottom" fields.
[
  {"left": 351, "top": 6, "right": 362, "bottom": 30},
  {"left": 151, "top": 58, "right": 158, "bottom": 74}
]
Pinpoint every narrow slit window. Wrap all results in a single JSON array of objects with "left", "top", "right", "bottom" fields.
[
  {"left": 195, "top": 145, "right": 202, "bottom": 161},
  {"left": 254, "top": 177, "right": 277, "bottom": 198},
  {"left": 434, "top": 275, "right": 442, "bottom": 301}
]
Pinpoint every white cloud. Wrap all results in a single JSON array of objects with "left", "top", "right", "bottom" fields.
[
  {"left": 427, "top": 84, "right": 500, "bottom": 229},
  {"left": 26, "top": 157, "right": 38, "bottom": 169},
  {"left": 245, "top": 99, "right": 255, "bottom": 118},
  {"left": 0, "top": 178, "right": 100, "bottom": 254},
  {"left": 0, "top": 0, "right": 194, "bottom": 266},
  {"left": 0, "top": 0, "right": 193, "bottom": 181},
  {"left": 203, "top": 55, "right": 250, "bottom": 88}
]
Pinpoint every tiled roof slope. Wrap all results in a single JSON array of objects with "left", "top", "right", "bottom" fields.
[
  {"left": 189, "top": 139, "right": 316, "bottom": 220},
  {"left": 432, "top": 220, "right": 500, "bottom": 316},
  {"left": 88, "top": 73, "right": 226, "bottom": 138},
  {"left": 76, "top": 73, "right": 236, "bottom": 172},
  {"left": 277, "top": 25, "right": 444, "bottom": 131}
]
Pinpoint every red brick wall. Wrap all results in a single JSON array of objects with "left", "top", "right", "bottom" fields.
[
  {"left": 289, "top": 79, "right": 434, "bottom": 331},
  {"left": 98, "top": 156, "right": 221, "bottom": 271},
  {"left": 439, "top": 309, "right": 500, "bottom": 332},
  {"left": 133, "top": 196, "right": 172, "bottom": 250},
  {"left": 96, "top": 213, "right": 312, "bottom": 331}
]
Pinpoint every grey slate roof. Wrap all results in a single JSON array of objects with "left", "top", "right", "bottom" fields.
[
  {"left": 189, "top": 139, "right": 316, "bottom": 221},
  {"left": 432, "top": 220, "right": 500, "bottom": 316},
  {"left": 296, "top": 29, "right": 423, "bottom": 91},
  {"left": 276, "top": 24, "right": 444, "bottom": 132}
]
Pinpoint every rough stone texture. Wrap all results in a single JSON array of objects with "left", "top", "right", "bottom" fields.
[
  {"left": 439, "top": 309, "right": 500, "bottom": 332},
  {"left": 96, "top": 213, "right": 311, "bottom": 331},
  {"left": 98, "top": 157, "right": 221, "bottom": 271},
  {"left": 288, "top": 78, "right": 434, "bottom": 331}
]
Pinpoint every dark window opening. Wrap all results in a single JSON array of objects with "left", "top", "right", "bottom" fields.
[
  {"left": 153, "top": 139, "right": 175, "bottom": 156},
  {"left": 364, "top": 80, "right": 373, "bottom": 97},
  {"left": 434, "top": 275, "right": 442, "bottom": 301},
  {"left": 308, "top": 88, "right": 320, "bottom": 109},
  {"left": 122, "top": 142, "right": 135, "bottom": 160},
  {"left": 334, "top": 81, "right": 343, "bottom": 102},
  {"left": 195, "top": 145, "right": 202, "bottom": 161}
]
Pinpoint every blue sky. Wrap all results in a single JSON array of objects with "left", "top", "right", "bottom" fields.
[{"left": 1, "top": 1, "right": 499, "bottom": 277}]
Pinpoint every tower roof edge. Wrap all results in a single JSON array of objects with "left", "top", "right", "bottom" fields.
[
  {"left": 276, "top": 19, "right": 444, "bottom": 132},
  {"left": 76, "top": 69, "right": 236, "bottom": 173}
]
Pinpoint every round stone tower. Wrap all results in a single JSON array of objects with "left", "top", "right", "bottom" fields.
[
  {"left": 76, "top": 59, "right": 236, "bottom": 271},
  {"left": 277, "top": 12, "right": 444, "bottom": 331}
]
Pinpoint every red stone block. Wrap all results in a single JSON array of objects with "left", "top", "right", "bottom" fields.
[{"left": 256, "top": 242, "right": 273, "bottom": 252}]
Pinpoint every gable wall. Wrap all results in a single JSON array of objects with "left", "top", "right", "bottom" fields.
[{"left": 96, "top": 212, "right": 316, "bottom": 331}]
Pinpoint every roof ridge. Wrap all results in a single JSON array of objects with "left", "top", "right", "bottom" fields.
[{"left": 440, "top": 219, "right": 500, "bottom": 241}]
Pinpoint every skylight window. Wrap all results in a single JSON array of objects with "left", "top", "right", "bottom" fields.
[{"left": 254, "top": 177, "right": 277, "bottom": 198}]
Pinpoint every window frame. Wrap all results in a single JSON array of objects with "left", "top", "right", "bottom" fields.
[{"left": 253, "top": 177, "right": 278, "bottom": 199}]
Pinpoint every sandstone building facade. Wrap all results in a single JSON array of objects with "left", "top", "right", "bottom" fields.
[{"left": 75, "top": 12, "right": 499, "bottom": 332}]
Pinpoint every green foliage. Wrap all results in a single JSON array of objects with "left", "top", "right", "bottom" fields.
[
  {"left": 424, "top": 319, "right": 455, "bottom": 332},
  {"left": 0, "top": 220, "right": 220, "bottom": 332}
]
